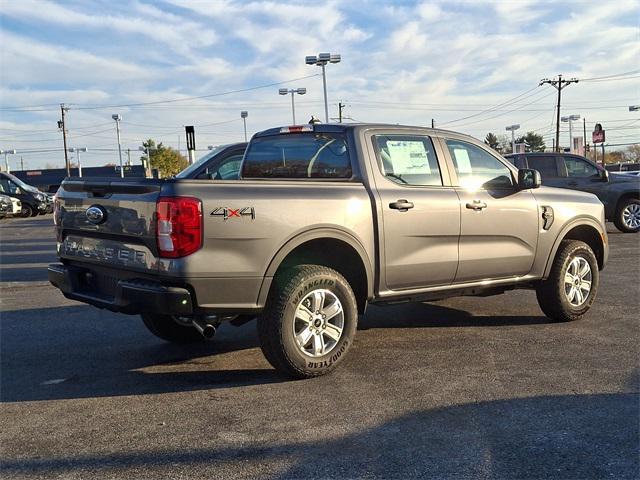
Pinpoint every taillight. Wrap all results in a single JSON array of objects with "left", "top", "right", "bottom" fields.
[{"left": 156, "top": 197, "right": 202, "bottom": 258}]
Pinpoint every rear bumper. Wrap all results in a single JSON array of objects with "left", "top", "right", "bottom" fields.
[{"left": 48, "top": 263, "right": 194, "bottom": 315}]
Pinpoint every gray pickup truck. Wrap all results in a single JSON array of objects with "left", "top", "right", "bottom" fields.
[{"left": 49, "top": 123, "right": 608, "bottom": 378}]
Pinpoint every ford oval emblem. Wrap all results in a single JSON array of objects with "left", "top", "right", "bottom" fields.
[{"left": 86, "top": 205, "right": 106, "bottom": 225}]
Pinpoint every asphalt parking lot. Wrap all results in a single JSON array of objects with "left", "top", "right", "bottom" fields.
[{"left": 1, "top": 216, "right": 638, "bottom": 479}]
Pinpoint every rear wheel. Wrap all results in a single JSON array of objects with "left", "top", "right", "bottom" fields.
[
  {"left": 258, "top": 265, "right": 358, "bottom": 378},
  {"left": 614, "top": 198, "right": 640, "bottom": 233},
  {"left": 141, "top": 313, "right": 205, "bottom": 344},
  {"left": 536, "top": 240, "right": 599, "bottom": 322}
]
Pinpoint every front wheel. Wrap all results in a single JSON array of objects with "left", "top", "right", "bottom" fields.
[
  {"left": 20, "top": 204, "right": 33, "bottom": 218},
  {"left": 258, "top": 265, "right": 358, "bottom": 379},
  {"left": 614, "top": 198, "right": 640, "bottom": 233},
  {"left": 536, "top": 240, "right": 599, "bottom": 322}
]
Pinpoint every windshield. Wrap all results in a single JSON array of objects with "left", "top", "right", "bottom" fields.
[
  {"left": 175, "top": 146, "right": 227, "bottom": 179},
  {"left": 3, "top": 172, "right": 38, "bottom": 192}
]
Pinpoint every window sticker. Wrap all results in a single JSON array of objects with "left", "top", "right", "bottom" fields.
[
  {"left": 386, "top": 140, "right": 431, "bottom": 174},
  {"left": 453, "top": 148, "right": 472, "bottom": 173}
]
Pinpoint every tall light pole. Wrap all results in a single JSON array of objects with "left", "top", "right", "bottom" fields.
[
  {"left": 561, "top": 114, "right": 580, "bottom": 152},
  {"left": 240, "top": 111, "right": 248, "bottom": 142},
  {"left": 68, "top": 147, "right": 88, "bottom": 177},
  {"left": 279, "top": 88, "right": 306, "bottom": 124},
  {"left": 112, "top": 114, "right": 124, "bottom": 178},
  {"left": 0, "top": 149, "right": 16, "bottom": 173},
  {"left": 505, "top": 124, "right": 520, "bottom": 154},
  {"left": 305, "top": 52, "right": 341, "bottom": 123}
]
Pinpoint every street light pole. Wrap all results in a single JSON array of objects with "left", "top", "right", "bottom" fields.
[
  {"left": 1, "top": 149, "right": 16, "bottom": 173},
  {"left": 561, "top": 115, "right": 580, "bottom": 153},
  {"left": 279, "top": 88, "right": 306, "bottom": 124},
  {"left": 240, "top": 111, "right": 248, "bottom": 142},
  {"left": 505, "top": 124, "right": 520, "bottom": 154},
  {"left": 112, "top": 114, "right": 124, "bottom": 178},
  {"left": 305, "top": 53, "right": 341, "bottom": 123}
]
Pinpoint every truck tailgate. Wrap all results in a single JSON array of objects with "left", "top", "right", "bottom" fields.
[{"left": 56, "top": 178, "right": 162, "bottom": 273}]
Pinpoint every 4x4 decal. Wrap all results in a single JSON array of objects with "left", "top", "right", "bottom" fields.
[{"left": 210, "top": 207, "right": 255, "bottom": 220}]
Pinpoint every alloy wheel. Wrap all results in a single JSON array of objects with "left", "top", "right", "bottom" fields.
[{"left": 292, "top": 289, "right": 344, "bottom": 357}]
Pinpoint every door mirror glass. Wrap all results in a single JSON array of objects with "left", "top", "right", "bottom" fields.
[
  {"left": 600, "top": 168, "right": 609, "bottom": 182},
  {"left": 518, "top": 168, "right": 541, "bottom": 189}
]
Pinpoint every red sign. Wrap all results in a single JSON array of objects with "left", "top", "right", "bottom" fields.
[{"left": 592, "top": 123, "right": 605, "bottom": 144}]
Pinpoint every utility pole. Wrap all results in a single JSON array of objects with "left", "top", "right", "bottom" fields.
[
  {"left": 20, "top": 156, "right": 24, "bottom": 171},
  {"left": 539, "top": 74, "right": 578, "bottom": 152},
  {"left": 583, "top": 118, "right": 588, "bottom": 157},
  {"left": 60, "top": 104, "right": 70, "bottom": 176},
  {"left": 112, "top": 114, "right": 124, "bottom": 177},
  {"left": 338, "top": 102, "right": 345, "bottom": 123}
]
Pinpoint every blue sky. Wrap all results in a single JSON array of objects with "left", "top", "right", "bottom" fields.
[{"left": 1, "top": 0, "right": 638, "bottom": 169}]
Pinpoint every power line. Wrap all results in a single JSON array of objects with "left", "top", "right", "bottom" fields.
[{"left": 580, "top": 70, "right": 640, "bottom": 81}]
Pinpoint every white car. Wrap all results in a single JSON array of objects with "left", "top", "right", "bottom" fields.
[{"left": 9, "top": 196, "right": 22, "bottom": 215}]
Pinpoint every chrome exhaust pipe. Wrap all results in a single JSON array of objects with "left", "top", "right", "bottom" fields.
[{"left": 192, "top": 318, "right": 217, "bottom": 339}]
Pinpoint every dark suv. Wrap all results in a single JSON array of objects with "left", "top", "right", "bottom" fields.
[
  {"left": 505, "top": 152, "right": 640, "bottom": 233},
  {"left": 0, "top": 172, "right": 48, "bottom": 217}
]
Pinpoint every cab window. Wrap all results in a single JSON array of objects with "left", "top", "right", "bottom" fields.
[
  {"left": 564, "top": 157, "right": 599, "bottom": 178},
  {"left": 446, "top": 139, "right": 513, "bottom": 188},
  {"left": 528, "top": 155, "right": 559, "bottom": 178},
  {"left": 0, "top": 179, "right": 20, "bottom": 195},
  {"left": 373, "top": 135, "right": 442, "bottom": 186},
  {"left": 242, "top": 133, "right": 351, "bottom": 179}
]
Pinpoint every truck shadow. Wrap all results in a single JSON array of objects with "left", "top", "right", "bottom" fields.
[
  {"left": 360, "top": 302, "right": 549, "bottom": 329},
  {"left": 3, "top": 393, "right": 638, "bottom": 478},
  {"left": 2, "top": 301, "right": 550, "bottom": 402}
]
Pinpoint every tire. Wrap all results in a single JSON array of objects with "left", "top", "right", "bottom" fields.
[
  {"left": 258, "top": 264, "right": 358, "bottom": 379},
  {"left": 141, "top": 313, "right": 205, "bottom": 344},
  {"left": 20, "top": 204, "right": 33, "bottom": 218},
  {"left": 613, "top": 198, "right": 640, "bottom": 233},
  {"left": 536, "top": 240, "right": 599, "bottom": 322}
]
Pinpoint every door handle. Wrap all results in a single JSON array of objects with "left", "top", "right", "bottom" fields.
[
  {"left": 389, "top": 199, "right": 414, "bottom": 212},
  {"left": 465, "top": 200, "right": 487, "bottom": 211},
  {"left": 567, "top": 181, "right": 578, "bottom": 186}
]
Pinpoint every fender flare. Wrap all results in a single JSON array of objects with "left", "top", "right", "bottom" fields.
[
  {"left": 256, "top": 227, "right": 374, "bottom": 307},
  {"left": 543, "top": 217, "right": 606, "bottom": 277}
]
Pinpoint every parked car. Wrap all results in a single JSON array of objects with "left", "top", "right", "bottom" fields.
[
  {"left": 0, "top": 194, "right": 11, "bottom": 219},
  {"left": 50, "top": 123, "right": 608, "bottom": 378},
  {"left": 0, "top": 172, "right": 48, "bottom": 217},
  {"left": 175, "top": 142, "right": 247, "bottom": 180},
  {"left": 505, "top": 152, "right": 640, "bottom": 233}
]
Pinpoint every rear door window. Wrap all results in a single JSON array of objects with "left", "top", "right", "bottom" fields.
[
  {"left": 373, "top": 135, "right": 442, "bottom": 186},
  {"left": 242, "top": 133, "right": 351, "bottom": 179},
  {"left": 527, "top": 155, "right": 559, "bottom": 178}
]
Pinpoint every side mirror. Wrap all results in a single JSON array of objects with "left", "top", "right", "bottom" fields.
[
  {"left": 518, "top": 168, "right": 541, "bottom": 189},
  {"left": 600, "top": 169, "right": 609, "bottom": 182}
]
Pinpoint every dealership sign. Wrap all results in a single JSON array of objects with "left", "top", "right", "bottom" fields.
[{"left": 592, "top": 123, "right": 605, "bottom": 144}]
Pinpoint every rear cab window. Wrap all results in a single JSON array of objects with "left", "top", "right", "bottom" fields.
[{"left": 242, "top": 132, "right": 352, "bottom": 179}]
